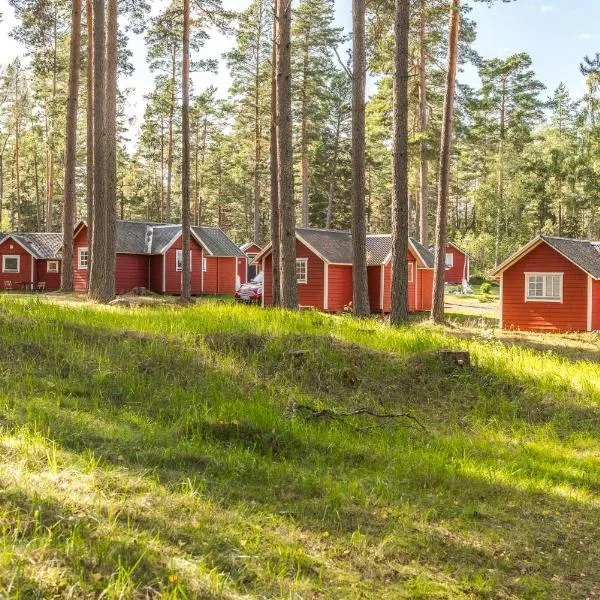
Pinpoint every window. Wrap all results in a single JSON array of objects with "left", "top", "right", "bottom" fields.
[
  {"left": 296, "top": 258, "right": 308, "bottom": 284},
  {"left": 176, "top": 250, "right": 192, "bottom": 272},
  {"left": 525, "top": 273, "right": 563, "bottom": 302},
  {"left": 78, "top": 247, "right": 89, "bottom": 270},
  {"left": 202, "top": 257, "right": 207, "bottom": 272},
  {"left": 445, "top": 253, "right": 454, "bottom": 268},
  {"left": 2, "top": 255, "right": 20, "bottom": 273},
  {"left": 47, "top": 261, "right": 59, "bottom": 273},
  {"left": 408, "top": 262, "right": 414, "bottom": 283}
]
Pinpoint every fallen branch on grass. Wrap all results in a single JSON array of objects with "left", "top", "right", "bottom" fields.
[{"left": 288, "top": 401, "right": 428, "bottom": 432}]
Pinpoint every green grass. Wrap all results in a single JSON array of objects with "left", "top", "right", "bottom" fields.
[{"left": 0, "top": 295, "right": 599, "bottom": 598}]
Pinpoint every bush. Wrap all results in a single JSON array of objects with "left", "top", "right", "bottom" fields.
[
  {"left": 480, "top": 282, "right": 492, "bottom": 295},
  {"left": 469, "top": 275, "right": 485, "bottom": 286}
]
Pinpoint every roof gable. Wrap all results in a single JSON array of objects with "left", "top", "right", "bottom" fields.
[
  {"left": 192, "top": 227, "right": 245, "bottom": 257},
  {"left": 492, "top": 236, "right": 600, "bottom": 280},
  {"left": 2, "top": 232, "right": 63, "bottom": 259}
]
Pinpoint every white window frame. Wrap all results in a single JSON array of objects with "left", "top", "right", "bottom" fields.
[
  {"left": 296, "top": 258, "right": 308, "bottom": 284},
  {"left": 445, "top": 252, "right": 454, "bottom": 268},
  {"left": 2, "top": 255, "right": 20, "bottom": 273},
  {"left": 202, "top": 257, "right": 207, "bottom": 272},
  {"left": 47, "top": 260, "right": 59, "bottom": 273},
  {"left": 524, "top": 272, "right": 563, "bottom": 303},
  {"left": 78, "top": 247, "right": 89, "bottom": 270},
  {"left": 176, "top": 249, "right": 192, "bottom": 272},
  {"left": 408, "top": 262, "right": 414, "bottom": 283}
]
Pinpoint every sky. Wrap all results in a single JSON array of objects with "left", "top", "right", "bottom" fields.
[{"left": 0, "top": 0, "right": 599, "bottom": 146}]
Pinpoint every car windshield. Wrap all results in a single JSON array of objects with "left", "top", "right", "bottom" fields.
[{"left": 252, "top": 272, "right": 264, "bottom": 284}]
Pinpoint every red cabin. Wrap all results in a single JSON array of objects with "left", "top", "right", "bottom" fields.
[
  {"left": 240, "top": 241, "right": 263, "bottom": 281},
  {"left": 0, "top": 232, "right": 62, "bottom": 292},
  {"left": 366, "top": 235, "right": 434, "bottom": 313},
  {"left": 492, "top": 235, "right": 600, "bottom": 332},
  {"left": 439, "top": 242, "right": 470, "bottom": 285},
  {"left": 73, "top": 221, "right": 246, "bottom": 296},
  {"left": 253, "top": 228, "right": 434, "bottom": 313}
]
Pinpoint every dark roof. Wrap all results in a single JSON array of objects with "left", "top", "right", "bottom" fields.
[
  {"left": 116, "top": 221, "right": 158, "bottom": 254},
  {"left": 12, "top": 232, "right": 63, "bottom": 259},
  {"left": 541, "top": 235, "right": 600, "bottom": 279},
  {"left": 366, "top": 235, "right": 391, "bottom": 265},
  {"left": 149, "top": 225, "right": 181, "bottom": 254},
  {"left": 412, "top": 238, "right": 435, "bottom": 268},
  {"left": 192, "top": 227, "right": 245, "bottom": 257},
  {"left": 240, "top": 241, "right": 262, "bottom": 253},
  {"left": 296, "top": 228, "right": 353, "bottom": 263}
]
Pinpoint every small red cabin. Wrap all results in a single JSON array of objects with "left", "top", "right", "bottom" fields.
[
  {"left": 492, "top": 235, "right": 600, "bottom": 332},
  {"left": 0, "top": 232, "right": 62, "bottom": 292},
  {"left": 253, "top": 228, "right": 434, "bottom": 313},
  {"left": 73, "top": 221, "right": 246, "bottom": 296},
  {"left": 240, "top": 241, "right": 263, "bottom": 281},
  {"left": 439, "top": 242, "right": 470, "bottom": 285}
]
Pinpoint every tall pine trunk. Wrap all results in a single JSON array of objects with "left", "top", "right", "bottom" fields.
[
  {"left": 418, "top": 0, "right": 429, "bottom": 245},
  {"left": 276, "top": 0, "right": 297, "bottom": 309},
  {"left": 88, "top": 0, "right": 106, "bottom": 300},
  {"left": 62, "top": 0, "right": 82, "bottom": 292},
  {"left": 181, "top": 0, "right": 191, "bottom": 301},
  {"left": 390, "top": 0, "right": 410, "bottom": 326},
  {"left": 104, "top": 0, "right": 117, "bottom": 300},
  {"left": 431, "top": 0, "right": 460, "bottom": 323},
  {"left": 253, "top": 7, "right": 264, "bottom": 243},
  {"left": 166, "top": 46, "right": 176, "bottom": 222},
  {"left": 325, "top": 110, "right": 342, "bottom": 229},
  {"left": 14, "top": 67, "right": 21, "bottom": 230},
  {"left": 86, "top": 0, "right": 94, "bottom": 264},
  {"left": 300, "top": 29, "right": 310, "bottom": 227},
  {"left": 351, "top": 0, "right": 370, "bottom": 316},
  {"left": 270, "top": 1, "right": 281, "bottom": 306}
]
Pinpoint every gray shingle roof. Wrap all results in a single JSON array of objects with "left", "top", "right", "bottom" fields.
[
  {"left": 411, "top": 238, "right": 435, "bottom": 268},
  {"left": 12, "top": 232, "right": 63, "bottom": 259},
  {"left": 116, "top": 221, "right": 158, "bottom": 254},
  {"left": 366, "top": 235, "right": 391, "bottom": 265},
  {"left": 296, "top": 228, "right": 352, "bottom": 263},
  {"left": 192, "top": 227, "right": 245, "bottom": 257},
  {"left": 149, "top": 225, "right": 181, "bottom": 254},
  {"left": 541, "top": 235, "right": 600, "bottom": 279}
]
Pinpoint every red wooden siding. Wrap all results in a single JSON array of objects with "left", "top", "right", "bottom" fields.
[
  {"left": 163, "top": 236, "right": 203, "bottom": 295},
  {"left": 592, "top": 278, "right": 600, "bottom": 331},
  {"left": 260, "top": 240, "right": 325, "bottom": 310},
  {"left": 243, "top": 243, "right": 262, "bottom": 255},
  {"left": 37, "top": 260, "right": 61, "bottom": 291},
  {"left": 73, "top": 226, "right": 89, "bottom": 291},
  {"left": 417, "top": 268, "right": 433, "bottom": 311},
  {"left": 502, "top": 241, "right": 588, "bottom": 332},
  {"left": 262, "top": 254, "right": 273, "bottom": 306},
  {"left": 115, "top": 254, "right": 149, "bottom": 294},
  {"left": 445, "top": 245, "right": 468, "bottom": 284},
  {"left": 150, "top": 255, "right": 163, "bottom": 292},
  {"left": 202, "top": 256, "right": 238, "bottom": 294},
  {"left": 0, "top": 237, "right": 35, "bottom": 289},
  {"left": 367, "top": 265, "right": 383, "bottom": 313},
  {"left": 296, "top": 239, "right": 325, "bottom": 310},
  {"left": 370, "top": 248, "right": 426, "bottom": 313},
  {"left": 327, "top": 265, "right": 353, "bottom": 311}
]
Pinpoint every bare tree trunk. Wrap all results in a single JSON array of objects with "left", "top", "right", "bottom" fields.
[
  {"left": 61, "top": 0, "right": 81, "bottom": 292},
  {"left": 431, "top": 0, "right": 460, "bottom": 323},
  {"left": 14, "top": 67, "right": 21, "bottom": 230},
  {"left": 276, "top": 0, "right": 298, "bottom": 309},
  {"left": 86, "top": 0, "right": 94, "bottom": 261},
  {"left": 351, "top": 0, "right": 370, "bottom": 316},
  {"left": 103, "top": 0, "right": 117, "bottom": 301},
  {"left": 46, "top": 8, "right": 58, "bottom": 232},
  {"left": 300, "top": 29, "right": 310, "bottom": 227},
  {"left": 326, "top": 110, "right": 342, "bottom": 229},
  {"left": 166, "top": 46, "right": 176, "bottom": 222},
  {"left": 270, "top": 1, "right": 281, "bottom": 307},
  {"left": 181, "top": 0, "right": 191, "bottom": 301},
  {"left": 418, "top": 0, "right": 429, "bottom": 245},
  {"left": 494, "top": 77, "right": 506, "bottom": 266},
  {"left": 160, "top": 119, "right": 165, "bottom": 221},
  {"left": 197, "top": 115, "right": 208, "bottom": 226},
  {"left": 31, "top": 121, "right": 41, "bottom": 231},
  {"left": 390, "top": 0, "right": 410, "bottom": 326},
  {"left": 88, "top": 0, "right": 106, "bottom": 300},
  {"left": 253, "top": 7, "right": 264, "bottom": 243}
]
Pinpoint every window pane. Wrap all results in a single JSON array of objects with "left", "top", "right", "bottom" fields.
[
  {"left": 445, "top": 253, "right": 453, "bottom": 267},
  {"left": 4, "top": 258, "right": 18, "bottom": 271}
]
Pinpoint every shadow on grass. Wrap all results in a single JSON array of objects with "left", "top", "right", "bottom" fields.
[{"left": 1, "top": 306, "right": 600, "bottom": 598}]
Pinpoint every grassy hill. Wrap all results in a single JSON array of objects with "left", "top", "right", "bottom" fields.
[{"left": 0, "top": 295, "right": 598, "bottom": 599}]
